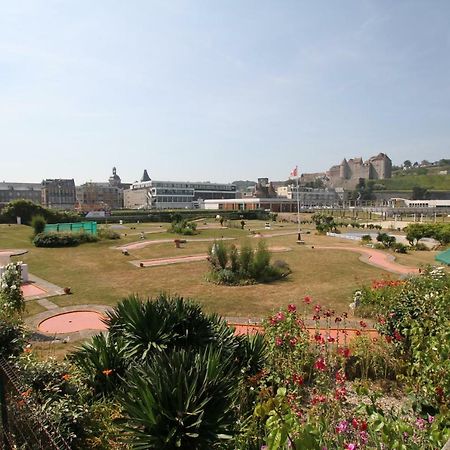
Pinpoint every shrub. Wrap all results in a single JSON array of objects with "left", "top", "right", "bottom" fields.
[
  {"left": 360, "top": 234, "right": 372, "bottom": 244},
  {"left": 168, "top": 219, "right": 198, "bottom": 235},
  {"left": 0, "top": 314, "right": 26, "bottom": 357},
  {"left": 0, "top": 261, "right": 25, "bottom": 315},
  {"left": 33, "top": 231, "right": 98, "bottom": 247},
  {"left": 392, "top": 242, "right": 408, "bottom": 253},
  {"left": 376, "top": 232, "right": 396, "bottom": 248},
  {"left": 207, "top": 240, "right": 290, "bottom": 285},
  {"left": 98, "top": 228, "right": 121, "bottom": 240},
  {"left": 30, "top": 215, "right": 46, "bottom": 235},
  {"left": 121, "top": 348, "right": 239, "bottom": 449}
]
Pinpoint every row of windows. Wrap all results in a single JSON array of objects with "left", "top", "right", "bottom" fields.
[{"left": 153, "top": 182, "right": 235, "bottom": 191}]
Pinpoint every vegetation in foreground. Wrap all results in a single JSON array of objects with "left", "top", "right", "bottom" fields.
[{"left": 0, "top": 266, "right": 449, "bottom": 449}]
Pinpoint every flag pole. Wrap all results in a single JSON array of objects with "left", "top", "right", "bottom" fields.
[{"left": 296, "top": 170, "right": 301, "bottom": 241}]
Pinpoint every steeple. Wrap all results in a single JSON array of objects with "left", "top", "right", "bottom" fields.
[{"left": 141, "top": 169, "right": 151, "bottom": 182}]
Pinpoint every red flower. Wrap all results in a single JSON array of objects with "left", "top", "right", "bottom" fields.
[
  {"left": 335, "top": 316, "right": 342, "bottom": 323},
  {"left": 351, "top": 418, "right": 359, "bottom": 429},
  {"left": 102, "top": 369, "right": 113, "bottom": 376},
  {"left": 289, "top": 337, "right": 298, "bottom": 346},
  {"left": 314, "top": 304, "right": 322, "bottom": 313},
  {"left": 393, "top": 330, "right": 403, "bottom": 341},
  {"left": 334, "top": 386, "right": 347, "bottom": 400},
  {"left": 355, "top": 330, "right": 361, "bottom": 336},
  {"left": 342, "top": 312, "right": 348, "bottom": 319},
  {"left": 338, "top": 347, "right": 351, "bottom": 358},
  {"left": 303, "top": 296, "right": 311, "bottom": 304},
  {"left": 327, "top": 336, "right": 335, "bottom": 343},
  {"left": 385, "top": 335, "right": 392, "bottom": 343},
  {"left": 314, "top": 357, "right": 327, "bottom": 371},
  {"left": 292, "top": 374, "right": 304, "bottom": 386},
  {"left": 61, "top": 374, "right": 71, "bottom": 381},
  {"left": 311, "top": 394, "right": 327, "bottom": 405},
  {"left": 314, "top": 334, "right": 325, "bottom": 344},
  {"left": 312, "top": 314, "right": 321, "bottom": 321},
  {"left": 360, "top": 421, "right": 368, "bottom": 431},
  {"left": 288, "top": 304, "right": 296, "bottom": 313},
  {"left": 275, "top": 311, "right": 285, "bottom": 322},
  {"left": 359, "top": 321, "right": 367, "bottom": 328},
  {"left": 275, "top": 337, "right": 283, "bottom": 347}
]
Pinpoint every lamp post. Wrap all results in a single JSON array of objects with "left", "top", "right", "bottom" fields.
[{"left": 57, "top": 184, "right": 62, "bottom": 210}]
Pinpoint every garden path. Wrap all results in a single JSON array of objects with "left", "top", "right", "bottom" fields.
[{"left": 315, "top": 246, "right": 420, "bottom": 275}]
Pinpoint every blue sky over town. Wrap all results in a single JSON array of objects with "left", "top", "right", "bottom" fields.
[{"left": 1, "top": 1, "right": 449, "bottom": 183}]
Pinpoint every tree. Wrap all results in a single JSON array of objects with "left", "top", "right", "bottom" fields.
[
  {"left": 31, "top": 215, "right": 46, "bottom": 235},
  {"left": 1, "top": 199, "right": 46, "bottom": 225},
  {"left": 403, "top": 160, "right": 412, "bottom": 169}
]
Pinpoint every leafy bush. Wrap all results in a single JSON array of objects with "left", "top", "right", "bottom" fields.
[
  {"left": 168, "top": 219, "right": 198, "bottom": 235},
  {"left": 98, "top": 228, "right": 121, "bottom": 240},
  {"left": 311, "top": 213, "right": 338, "bottom": 233},
  {"left": 33, "top": 231, "right": 98, "bottom": 247},
  {"left": 392, "top": 242, "right": 408, "bottom": 253},
  {"left": 376, "top": 232, "right": 396, "bottom": 248},
  {"left": 30, "top": 214, "right": 46, "bottom": 235},
  {"left": 360, "top": 234, "right": 372, "bottom": 244},
  {"left": 0, "top": 314, "right": 26, "bottom": 357},
  {"left": 0, "top": 261, "right": 25, "bottom": 315}
]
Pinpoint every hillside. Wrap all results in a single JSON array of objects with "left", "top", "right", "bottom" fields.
[{"left": 379, "top": 165, "right": 450, "bottom": 190}]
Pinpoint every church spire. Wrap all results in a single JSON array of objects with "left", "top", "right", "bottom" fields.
[{"left": 141, "top": 169, "right": 151, "bottom": 182}]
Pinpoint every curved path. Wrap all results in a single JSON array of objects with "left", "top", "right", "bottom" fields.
[
  {"left": 315, "top": 246, "right": 419, "bottom": 275},
  {"left": 0, "top": 248, "right": 28, "bottom": 264}
]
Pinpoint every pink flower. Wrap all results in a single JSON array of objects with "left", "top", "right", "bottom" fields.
[
  {"left": 288, "top": 304, "right": 296, "bottom": 313},
  {"left": 336, "top": 420, "right": 348, "bottom": 433},
  {"left": 314, "top": 334, "right": 325, "bottom": 344},
  {"left": 327, "top": 336, "right": 335, "bottom": 343},
  {"left": 303, "top": 296, "right": 311, "bottom": 304},
  {"left": 275, "top": 337, "right": 283, "bottom": 346},
  {"left": 394, "top": 330, "right": 403, "bottom": 341},
  {"left": 360, "top": 431, "right": 368, "bottom": 444},
  {"left": 428, "top": 415, "right": 435, "bottom": 424},
  {"left": 276, "top": 311, "right": 285, "bottom": 322},
  {"left": 415, "top": 418, "right": 426, "bottom": 429},
  {"left": 345, "top": 444, "right": 357, "bottom": 450},
  {"left": 289, "top": 337, "right": 298, "bottom": 346},
  {"left": 314, "top": 304, "right": 322, "bottom": 313}
]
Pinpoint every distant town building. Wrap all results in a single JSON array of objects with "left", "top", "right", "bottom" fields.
[
  {"left": 76, "top": 167, "right": 129, "bottom": 211},
  {"left": 123, "top": 170, "right": 237, "bottom": 209},
  {"left": 41, "top": 179, "right": 76, "bottom": 210},
  {"left": 0, "top": 182, "right": 42, "bottom": 207},
  {"left": 276, "top": 185, "right": 339, "bottom": 207},
  {"left": 327, "top": 153, "right": 392, "bottom": 188}
]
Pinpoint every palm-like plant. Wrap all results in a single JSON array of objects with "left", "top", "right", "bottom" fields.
[
  {"left": 70, "top": 333, "right": 129, "bottom": 396},
  {"left": 121, "top": 347, "right": 239, "bottom": 449},
  {"left": 105, "top": 294, "right": 235, "bottom": 361}
]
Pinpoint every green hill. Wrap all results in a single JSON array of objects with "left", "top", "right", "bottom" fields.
[{"left": 379, "top": 165, "right": 450, "bottom": 190}]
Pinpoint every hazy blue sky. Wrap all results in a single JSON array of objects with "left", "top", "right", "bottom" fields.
[{"left": 1, "top": 1, "right": 449, "bottom": 183}]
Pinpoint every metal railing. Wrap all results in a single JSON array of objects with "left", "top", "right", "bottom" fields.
[{"left": 0, "top": 356, "right": 71, "bottom": 450}]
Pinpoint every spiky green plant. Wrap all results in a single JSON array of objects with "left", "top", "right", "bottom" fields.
[
  {"left": 121, "top": 347, "right": 239, "bottom": 449},
  {"left": 70, "top": 333, "right": 129, "bottom": 396}
]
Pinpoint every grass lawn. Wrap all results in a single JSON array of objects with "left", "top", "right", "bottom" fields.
[{"left": 0, "top": 221, "right": 438, "bottom": 319}]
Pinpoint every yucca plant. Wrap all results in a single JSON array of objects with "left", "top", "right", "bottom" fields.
[
  {"left": 105, "top": 294, "right": 239, "bottom": 362},
  {"left": 70, "top": 333, "right": 129, "bottom": 396},
  {"left": 121, "top": 347, "right": 239, "bottom": 449}
]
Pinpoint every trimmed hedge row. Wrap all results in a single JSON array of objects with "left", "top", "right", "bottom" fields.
[{"left": 33, "top": 232, "right": 99, "bottom": 247}]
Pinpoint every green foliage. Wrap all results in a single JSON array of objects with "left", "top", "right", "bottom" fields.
[
  {"left": 0, "top": 313, "right": 26, "bottom": 357},
  {"left": 121, "top": 347, "right": 239, "bottom": 449},
  {"left": 360, "top": 234, "right": 372, "bottom": 244},
  {"left": 70, "top": 333, "right": 129, "bottom": 397},
  {"left": 207, "top": 240, "right": 291, "bottom": 285},
  {"left": 404, "top": 223, "right": 450, "bottom": 246},
  {"left": 168, "top": 219, "right": 198, "bottom": 235},
  {"left": 376, "top": 232, "right": 396, "bottom": 248},
  {"left": 30, "top": 214, "right": 46, "bottom": 235},
  {"left": 412, "top": 185, "right": 429, "bottom": 199},
  {"left": 98, "top": 228, "right": 121, "bottom": 240},
  {"left": 0, "top": 261, "right": 25, "bottom": 315},
  {"left": 33, "top": 231, "right": 99, "bottom": 247},
  {"left": 311, "top": 213, "right": 337, "bottom": 233},
  {"left": 105, "top": 294, "right": 239, "bottom": 361},
  {"left": 1, "top": 199, "right": 81, "bottom": 225},
  {"left": 392, "top": 242, "right": 408, "bottom": 253}
]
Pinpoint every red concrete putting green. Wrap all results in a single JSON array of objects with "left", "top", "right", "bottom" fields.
[
  {"left": 38, "top": 311, "right": 107, "bottom": 334},
  {"left": 21, "top": 283, "right": 47, "bottom": 298}
]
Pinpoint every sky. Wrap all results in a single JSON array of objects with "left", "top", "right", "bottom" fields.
[{"left": 1, "top": 0, "right": 450, "bottom": 184}]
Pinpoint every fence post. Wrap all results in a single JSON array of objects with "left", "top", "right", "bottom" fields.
[{"left": 0, "top": 371, "right": 9, "bottom": 448}]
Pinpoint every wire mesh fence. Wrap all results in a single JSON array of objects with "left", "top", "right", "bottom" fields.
[{"left": 0, "top": 356, "right": 71, "bottom": 450}]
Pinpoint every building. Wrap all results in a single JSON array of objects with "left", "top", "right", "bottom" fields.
[
  {"left": 0, "top": 182, "right": 42, "bottom": 207},
  {"left": 76, "top": 168, "right": 129, "bottom": 211},
  {"left": 327, "top": 153, "right": 392, "bottom": 188},
  {"left": 389, "top": 198, "right": 450, "bottom": 208},
  {"left": 41, "top": 179, "right": 77, "bottom": 210},
  {"left": 76, "top": 182, "right": 122, "bottom": 211},
  {"left": 123, "top": 170, "right": 237, "bottom": 209},
  {"left": 203, "top": 197, "right": 303, "bottom": 212}
]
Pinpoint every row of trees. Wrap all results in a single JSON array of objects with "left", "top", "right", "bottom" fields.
[{"left": 404, "top": 223, "right": 450, "bottom": 246}]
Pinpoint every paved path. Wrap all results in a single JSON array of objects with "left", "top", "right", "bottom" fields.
[
  {"left": 0, "top": 248, "right": 28, "bottom": 265},
  {"left": 115, "top": 236, "right": 236, "bottom": 251},
  {"left": 315, "top": 246, "right": 420, "bottom": 275}
]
